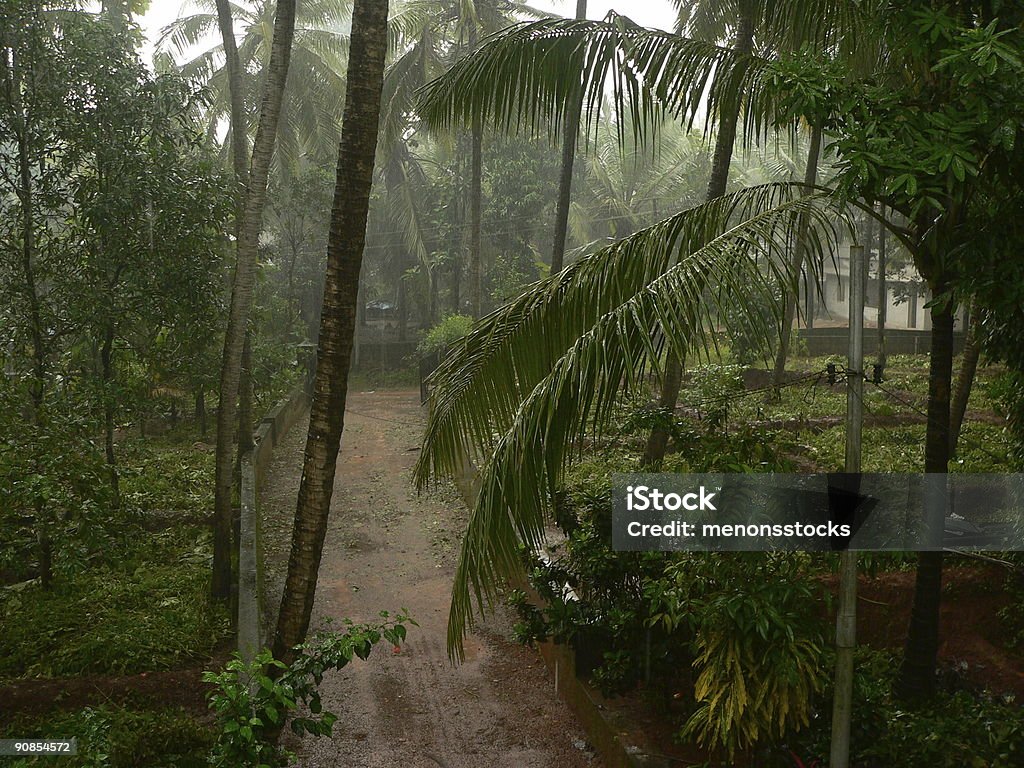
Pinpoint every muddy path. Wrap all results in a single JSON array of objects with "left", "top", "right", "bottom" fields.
[{"left": 261, "top": 389, "right": 599, "bottom": 768}]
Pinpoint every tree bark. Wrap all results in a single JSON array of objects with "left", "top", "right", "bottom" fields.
[
  {"left": 100, "top": 325, "right": 120, "bottom": 504},
  {"left": 896, "top": 293, "right": 954, "bottom": 701},
  {"left": 772, "top": 124, "right": 823, "bottom": 385},
  {"left": 273, "top": 0, "right": 389, "bottom": 663},
  {"left": 211, "top": 0, "right": 297, "bottom": 602},
  {"left": 550, "top": 0, "right": 588, "bottom": 275},
  {"left": 642, "top": 5, "right": 755, "bottom": 466},
  {"left": 950, "top": 307, "right": 979, "bottom": 458},
  {"left": 876, "top": 203, "right": 887, "bottom": 369},
  {"left": 469, "top": 115, "right": 483, "bottom": 318}
]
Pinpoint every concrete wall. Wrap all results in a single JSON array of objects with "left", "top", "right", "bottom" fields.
[{"left": 237, "top": 386, "right": 309, "bottom": 663}]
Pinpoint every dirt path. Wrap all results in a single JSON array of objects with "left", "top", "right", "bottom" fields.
[{"left": 261, "top": 389, "right": 599, "bottom": 768}]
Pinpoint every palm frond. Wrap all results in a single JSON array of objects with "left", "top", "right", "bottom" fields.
[
  {"left": 417, "top": 13, "right": 773, "bottom": 151},
  {"left": 413, "top": 183, "right": 850, "bottom": 658}
]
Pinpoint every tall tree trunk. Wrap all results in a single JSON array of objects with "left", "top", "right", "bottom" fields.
[
  {"left": 12, "top": 54, "right": 51, "bottom": 586},
  {"left": 212, "top": 0, "right": 297, "bottom": 602},
  {"left": 469, "top": 117, "right": 483, "bottom": 318},
  {"left": 196, "top": 386, "right": 207, "bottom": 438},
  {"left": 238, "top": 330, "right": 255, "bottom": 458},
  {"left": 950, "top": 307, "right": 979, "bottom": 458},
  {"left": 273, "top": 0, "right": 389, "bottom": 663},
  {"left": 550, "top": 0, "right": 588, "bottom": 275},
  {"left": 897, "top": 291, "right": 954, "bottom": 701},
  {"left": 100, "top": 325, "right": 120, "bottom": 504},
  {"left": 876, "top": 203, "right": 887, "bottom": 369},
  {"left": 642, "top": 5, "right": 755, "bottom": 467},
  {"left": 772, "top": 124, "right": 823, "bottom": 385}
]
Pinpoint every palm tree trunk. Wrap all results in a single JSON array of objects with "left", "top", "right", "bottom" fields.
[
  {"left": 273, "top": 0, "right": 389, "bottom": 664},
  {"left": 469, "top": 116, "right": 483, "bottom": 317},
  {"left": 772, "top": 124, "right": 823, "bottom": 385},
  {"left": 896, "top": 291, "right": 954, "bottom": 701},
  {"left": 950, "top": 307, "right": 979, "bottom": 457},
  {"left": 642, "top": 5, "right": 755, "bottom": 466},
  {"left": 212, "top": 0, "right": 297, "bottom": 602},
  {"left": 550, "top": 0, "right": 588, "bottom": 275}
]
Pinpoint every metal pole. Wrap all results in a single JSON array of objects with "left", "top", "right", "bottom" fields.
[{"left": 830, "top": 243, "right": 864, "bottom": 768}]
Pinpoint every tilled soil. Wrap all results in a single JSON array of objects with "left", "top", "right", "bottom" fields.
[{"left": 261, "top": 389, "right": 599, "bottom": 768}]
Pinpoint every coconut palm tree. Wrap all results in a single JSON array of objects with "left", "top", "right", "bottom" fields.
[
  {"left": 273, "top": 0, "right": 390, "bottom": 663},
  {"left": 158, "top": 0, "right": 350, "bottom": 167},
  {"left": 208, "top": 0, "right": 298, "bottom": 602}
]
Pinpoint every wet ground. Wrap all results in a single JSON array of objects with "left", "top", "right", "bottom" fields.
[{"left": 260, "top": 389, "right": 600, "bottom": 768}]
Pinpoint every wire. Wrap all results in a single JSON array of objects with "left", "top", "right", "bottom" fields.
[{"left": 344, "top": 406, "right": 422, "bottom": 428}]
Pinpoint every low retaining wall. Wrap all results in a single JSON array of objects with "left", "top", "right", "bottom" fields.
[
  {"left": 452, "top": 453, "right": 672, "bottom": 768},
  {"left": 797, "top": 327, "right": 966, "bottom": 357},
  {"left": 238, "top": 386, "right": 310, "bottom": 662}
]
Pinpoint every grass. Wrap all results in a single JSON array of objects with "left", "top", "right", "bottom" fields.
[
  {"left": 0, "top": 430, "right": 230, "bottom": 680},
  {"left": 0, "top": 706, "right": 213, "bottom": 768}
]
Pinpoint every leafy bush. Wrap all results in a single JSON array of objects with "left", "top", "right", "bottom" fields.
[
  {"left": 795, "top": 649, "right": 1024, "bottom": 768},
  {"left": 0, "top": 527, "right": 228, "bottom": 678},
  {"left": 416, "top": 315, "right": 474, "bottom": 358},
  {"left": 205, "top": 612, "right": 414, "bottom": 767},
  {"left": 650, "top": 554, "right": 826, "bottom": 759},
  {"left": 0, "top": 706, "right": 213, "bottom": 768}
]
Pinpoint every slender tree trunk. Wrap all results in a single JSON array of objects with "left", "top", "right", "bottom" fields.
[
  {"left": 896, "top": 291, "right": 954, "bottom": 701},
  {"left": 212, "top": 0, "right": 297, "bottom": 602},
  {"left": 876, "top": 204, "right": 887, "bottom": 369},
  {"left": 273, "top": 0, "right": 389, "bottom": 663},
  {"left": 469, "top": 116, "right": 483, "bottom": 318},
  {"left": 100, "top": 325, "right": 120, "bottom": 504},
  {"left": 772, "top": 124, "right": 823, "bottom": 385},
  {"left": 398, "top": 269, "right": 409, "bottom": 342},
  {"left": 196, "top": 386, "right": 207, "bottom": 437},
  {"left": 12, "top": 56, "right": 51, "bottom": 587},
  {"left": 642, "top": 6, "right": 755, "bottom": 466},
  {"left": 950, "top": 308, "right": 979, "bottom": 458},
  {"left": 550, "top": 0, "right": 588, "bottom": 274}
]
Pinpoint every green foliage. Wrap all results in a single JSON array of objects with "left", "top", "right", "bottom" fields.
[
  {"left": 0, "top": 527, "right": 228, "bottom": 678},
  {"left": 417, "top": 315, "right": 474, "bottom": 358},
  {"left": 650, "top": 554, "right": 826, "bottom": 758},
  {"left": 0, "top": 706, "right": 213, "bottom": 768},
  {"left": 0, "top": 385, "right": 118, "bottom": 583},
  {"left": 796, "top": 649, "right": 1024, "bottom": 768},
  {"left": 205, "top": 612, "right": 415, "bottom": 768}
]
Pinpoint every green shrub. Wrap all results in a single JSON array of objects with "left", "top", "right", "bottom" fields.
[
  {"left": 651, "top": 553, "right": 826, "bottom": 759},
  {"left": 0, "top": 527, "right": 228, "bottom": 678},
  {"left": 205, "top": 612, "right": 414, "bottom": 767},
  {"left": 416, "top": 315, "right": 474, "bottom": 358},
  {"left": 0, "top": 706, "right": 213, "bottom": 768},
  {"left": 796, "top": 649, "right": 1024, "bottom": 768}
]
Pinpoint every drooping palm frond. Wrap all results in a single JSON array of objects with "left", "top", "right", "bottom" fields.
[
  {"left": 417, "top": 12, "right": 777, "bottom": 151},
  {"left": 412, "top": 183, "right": 851, "bottom": 657}
]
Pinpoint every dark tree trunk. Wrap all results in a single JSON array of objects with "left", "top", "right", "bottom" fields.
[
  {"left": 469, "top": 116, "right": 483, "bottom": 318},
  {"left": 273, "top": 0, "right": 389, "bottom": 664},
  {"left": 212, "top": 0, "right": 297, "bottom": 602},
  {"left": 897, "top": 295, "right": 954, "bottom": 701},
  {"left": 950, "top": 308, "right": 979, "bottom": 458},
  {"left": 550, "top": 0, "right": 588, "bottom": 275},
  {"left": 12, "top": 52, "right": 51, "bottom": 587},
  {"left": 642, "top": 5, "right": 755, "bottom": 466},
  {"left": 876, "top": 204, "right": 887, "bottom": 369},
  {"left": 196, "top": 386, "right": 208, "bottom": 437},
  {"left": 100, "top": 326, "right": 120, "bottom": 504},
  {"left": 772, "top": 124, "right": 823, "bottom": 385}
]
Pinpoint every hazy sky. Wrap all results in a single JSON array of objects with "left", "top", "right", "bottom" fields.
[{"left": 136, "top": 1, "right": 680, "bottom": 68}]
